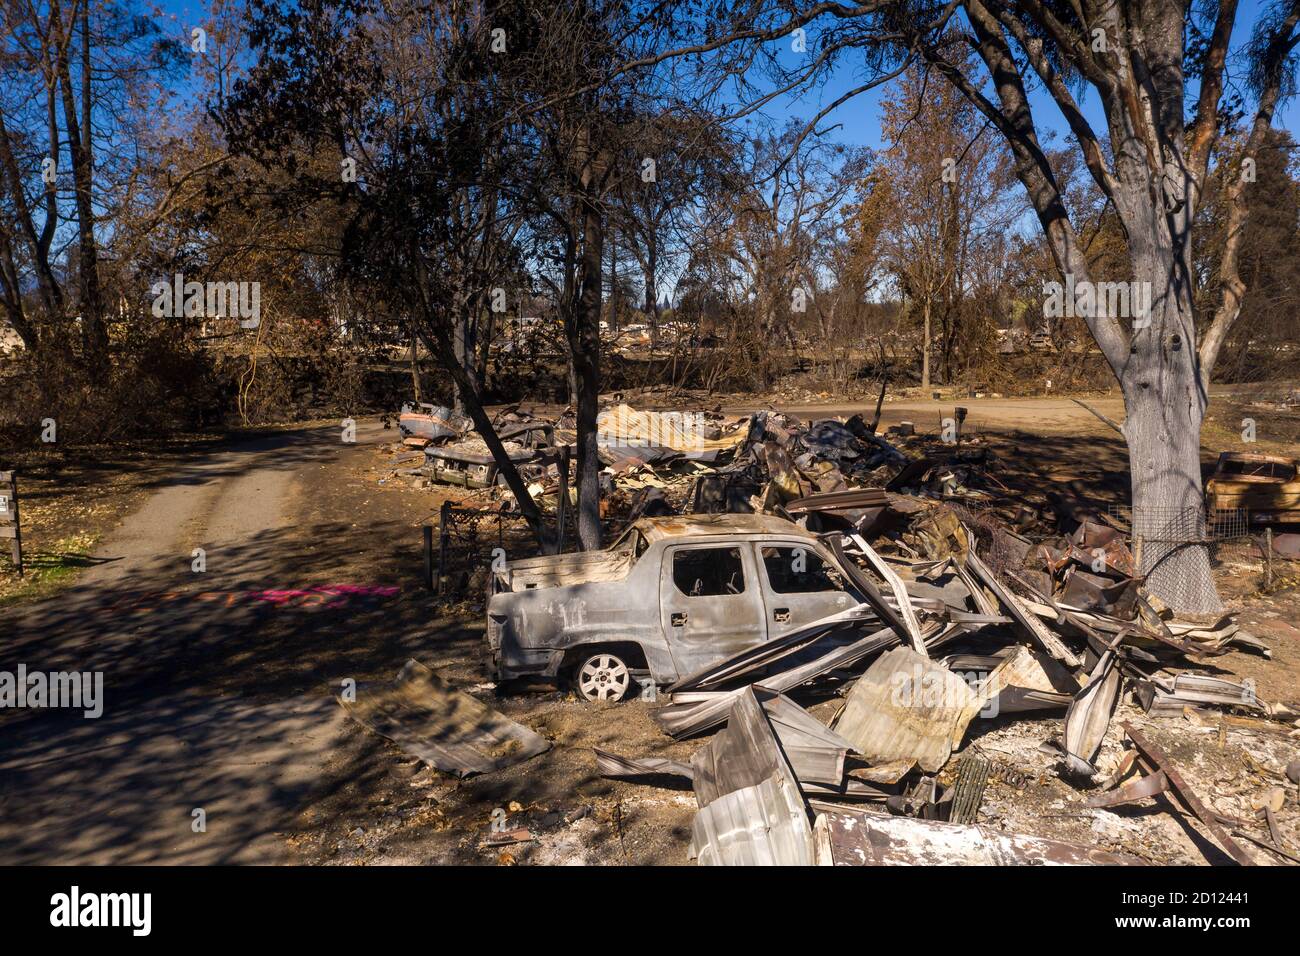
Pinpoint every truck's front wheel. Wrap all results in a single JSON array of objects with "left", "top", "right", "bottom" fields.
[{"left": 575, "top": 653, "right": 632, "bottom": 702}]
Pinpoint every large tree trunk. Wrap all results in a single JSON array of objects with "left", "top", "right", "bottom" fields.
[
  {"left": 572, "top": 192, "right": 604, "bottom": 551},
  {"left": 408, "top": 323, "right": 422, "bottom": 402},
  {"left": 1121, "top": 267, "right": 1221, "bottom": 615},
  {"left": 53, "top": 0, "right": 107, "bottom": 379}
]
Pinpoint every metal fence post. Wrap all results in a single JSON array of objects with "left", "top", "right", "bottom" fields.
[
  {"left": 437, "top": 500, "right": 452, "bottom": 596},
  {"left": 1265, "top": 526, "right": 1274, "bottom": 589},
  {"left": 0, "top": 471, "right": 20, "bottom": 577},
  {"left": 423, "top": 525, "right": 433, "bottom": 591}
]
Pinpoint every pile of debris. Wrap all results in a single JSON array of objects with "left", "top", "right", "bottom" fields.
[
  {"left": 393, "top": 398, "right": 1007, "bottom": 524},
  {"left": 589, "top": 501, "right": 1296, "bottom": 865},
  {"left": 369, "top": 399, "right": 1299, "bottom": 865}
]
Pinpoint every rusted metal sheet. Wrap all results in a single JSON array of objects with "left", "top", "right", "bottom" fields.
[
  {"left": 811, "top": 805, "right": 1143, "bottom": 865},
  {"left": 1068, "top": 520, "right": 1137, "bottom": 578},
  {"left": 784, "top": 488, "right": 889, "bottom": 513},
  {"left": 1122, "top": 723, "right": 1256, "bottom": 866},
  {"left": 949, "top": 751, "right": 990, "bottom": 824},
  {"left": 1086, "top": 770, "right": 1169, "bottom": 809},
  {"left": 593, "top": 749, "right": 693, "bottom": 781},
  {"left": 688, "top": 688, "right": 815, "bottom": 865},
  {"left": 981, "top": 645, "right": 1079, "bottom": 713},
  {"left": 831, "top": 646, "right": 982, "bottom": 773},
  {"left": 1059, "top": 567, "right": 1139, "bottom": 617},
  {"left": 339, "top": 659, "right": 549, "bottom": 777},
  {"left": 966, "top": 549, "right": 1080, "bottom": 667}
]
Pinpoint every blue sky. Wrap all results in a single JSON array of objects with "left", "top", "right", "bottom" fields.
[
  {"left": 153, "top": 1, "right": 1298, "bottom": 153},
  {"left": 761, "top": 0, "right": 1299, "bottom": 151}
]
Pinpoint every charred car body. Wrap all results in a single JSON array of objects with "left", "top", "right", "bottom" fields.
[
  {"left": 1206, "top": 452, "right": 1300, "bottom": 525},
  {"left": 486, "top": 514, "right": 862, "bottom": 701}
]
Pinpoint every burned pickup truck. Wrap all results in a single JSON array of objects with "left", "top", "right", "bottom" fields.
[
  {"left": 486, "top": 514, "right": 872, "bottom": 701},
  {"left": 1206, "top": 452, "right": 1300, "bottom": 525}
]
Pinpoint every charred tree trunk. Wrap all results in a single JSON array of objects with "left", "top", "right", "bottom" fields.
[
  {"left": 53, "top": 0, "right": 107, "bottom": 379},
  {"left": 572, "top": 190, "right": 604, "bottom": 551},
  {"left": 412, "top": 263, "right": 553, "bottom": 552},
  {"left": 408, "top": 323, "right": 422, "bottom": 402},
  {"left": 451, "top": 304, "right": 478, "bottom": 413}
]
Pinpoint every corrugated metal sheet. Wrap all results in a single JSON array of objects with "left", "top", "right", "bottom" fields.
[
  {"left": 831, "top": 646, "right": 981, "bottom": 773},
  {"left": 687, "top": 688, "right": 814, "bottom": 865},
  {"left": 340, "top": 659, "right": 549, "bottom": 777},
  {"left": 690, "top": 773, "right": 814, "bottom": 866},
  {"left": 758, "top": 691, "right": 853, "bottom": 786},
  {"left": 1062, "top": 650, "right": 1121, "bottom": 777},
  {"left": 655, "top": 625, "right": 901, "bottom": 738},
  {"left": 597, "top": 404, "right": 747, "bottom": 462}
]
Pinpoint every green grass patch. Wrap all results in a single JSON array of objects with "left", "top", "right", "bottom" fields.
[{"left": 0, "top": 533, "right": 101, "bottom": 608}]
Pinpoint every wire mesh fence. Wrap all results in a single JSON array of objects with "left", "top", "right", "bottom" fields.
[
  {"left": 1106, "top": 505, "right": 1258, "bottom": 564},
  {"left": 1102, "top": 505, "right": 1262, "bottom": 610},
  {"left": 434, "top": 502, "right": 520, "bottom": 598}
]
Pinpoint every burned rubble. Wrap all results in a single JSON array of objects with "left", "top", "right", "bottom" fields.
[{"left": 356, "top": 398, "right": 1300, "bottom": 866}]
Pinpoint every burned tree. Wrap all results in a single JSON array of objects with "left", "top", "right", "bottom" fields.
[
  {"left": 644, "top": 1, "right": 1300, "bottom": 613},
  {"left": 899, "top": 1, "right": 1300, "bottom": 613},
  {"left": 217, "top": 0, "right": 554, "bottom": 545}
]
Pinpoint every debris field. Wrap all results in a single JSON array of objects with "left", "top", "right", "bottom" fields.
[{"left": 339, "top": 398, "right": 1300, "bottom": 866}]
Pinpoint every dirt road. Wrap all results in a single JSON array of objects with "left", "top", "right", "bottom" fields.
[
  {"left": 0, "top": 421, "right": 453, "bottom": 864},
  {"left": 0, "top": 418, "right": 706, "bottom": 866}
]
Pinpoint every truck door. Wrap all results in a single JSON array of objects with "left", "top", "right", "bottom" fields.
[
  {"left": 756, "top": 542, "right": 855, "bottom": 639},
  {"left": 660, "top": 543, "right": 767, "bottom": 674}
]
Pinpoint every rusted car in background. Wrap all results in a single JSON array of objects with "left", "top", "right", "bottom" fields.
[
  {"left": 486, "top": 514, "right": 861, "bottom": 701},
  {"left": 1206, "top": 452, "right": 1300, "bottom": 525}
]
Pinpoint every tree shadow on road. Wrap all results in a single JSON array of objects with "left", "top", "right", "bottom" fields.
[{"left": 0, "top": 517, "right": 483, "bottom": 864}]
